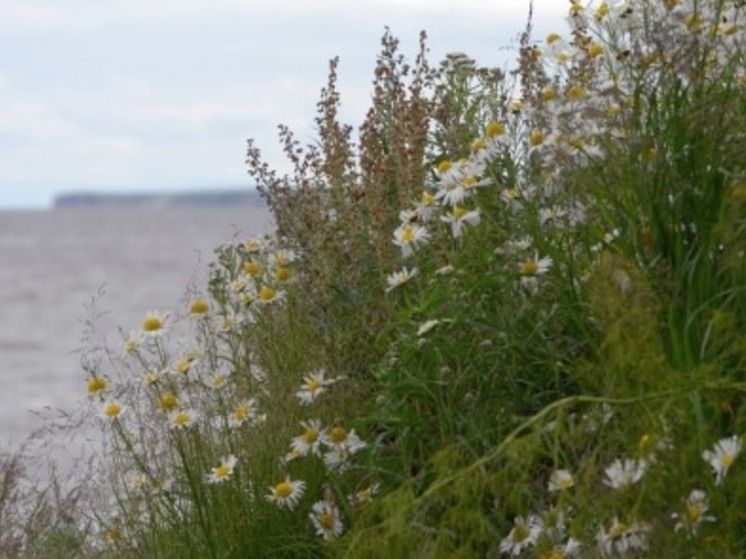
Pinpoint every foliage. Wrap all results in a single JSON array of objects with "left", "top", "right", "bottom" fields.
[{"left": 5, "top": 1, "right": 746, "bottom": 557}]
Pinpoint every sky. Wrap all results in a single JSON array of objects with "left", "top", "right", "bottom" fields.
[{"left": 0, "top": 0, "right": 566, "bottom": 208}]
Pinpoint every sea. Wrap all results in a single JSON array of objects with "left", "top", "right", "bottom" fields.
[{"left": 0, "top": 207, "right": 272, "bottom": 462}]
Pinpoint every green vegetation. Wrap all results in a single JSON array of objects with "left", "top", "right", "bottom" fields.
[{"left": 3, "top": 1, "right": 746, "bottom": 557}]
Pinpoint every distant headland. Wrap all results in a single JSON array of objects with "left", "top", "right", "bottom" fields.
[{"left": 53, "top": 189, "right": 265, "bottom": 209}]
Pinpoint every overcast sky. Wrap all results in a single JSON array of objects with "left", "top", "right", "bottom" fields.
[{"left": 0, "top": 0, "right": 566, "bottom": 208}]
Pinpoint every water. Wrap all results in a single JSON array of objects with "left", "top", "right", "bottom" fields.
[{"left": 0, "top": 207, "right": 271, "bottom": 453}]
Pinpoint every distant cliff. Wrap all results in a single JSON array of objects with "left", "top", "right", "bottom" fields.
[{"left": 53, "top": 189, "right": 265, "bottom": 209}]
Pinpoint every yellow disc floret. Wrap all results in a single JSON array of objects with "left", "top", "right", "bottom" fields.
[
  {"left": 485, "top": 121, "right": 505, "bottom": 138},
  {"left": 87, "top": 376, "right": 107, "bottom": 394},
  {"left": 188, "top": 299, "right": 209, "bottom": 315},
  {"left": 274, "top": 481, "right": 293, "bottom": 498}
]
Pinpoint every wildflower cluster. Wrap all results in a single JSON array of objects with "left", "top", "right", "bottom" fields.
[
  {"left": 80, "top": 234, "right": 375, "bottom": 554},
  {"left": 357, "top": 0, "right": 746, "bottom": 556},
  {"left": 65, "top": 1, "right": 746, "bottom": 557}
]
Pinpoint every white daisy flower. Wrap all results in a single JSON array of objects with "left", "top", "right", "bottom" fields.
[
  {"left": 393, "top": 223, "right": 430, "bottom": 258},
  {"left": 385, "top": 267, "right": 418, "bottom": 292},
  {"left": 243, "top": 236, "right": 264, "bottom": 253},
  {"left": 168, "top": 408, "right": 199, "bottom": 430},
  {"left": 290, "top": 419, "right": 324, "bottom": 457},
  {"left": 548, "top": 469, "right": 575, "bottom": 492},
  {"left": 122, "top": 330, "right": 141, "bottom": 353},
  {"left": 703, "top": 435, "right": 741, "bottom": 485},
  {"left": 205, "top": 455, "right": 238, "bottom": 484},
  {"left": 256, "top": 286, "right": 286, "bottom": 305},
  {"left": 413, "top": 191, "right": 438, "bottom": 222},
  {"left": 269, "top": 248, "right": 298, "bottom": 267},
  {"left": 266, "top": 476, "right": 306, "bottom": 509},
  {"left": 348, "top": 483, "right": 380, "bottom": 506},
  {"left": 309, "top": 500, "right": 344, "bottom": 540},
  {"left": 603, "top": 458, "right": 647, "bottom": 489},
  {"left": 228, "top": 399, "right": 262, "bottom": 428},
  {"left": 499, "top": 515, "right": 542, "bottom": 556},
  {"left": 100, "top": 400, "right": 125, "bottom": 421},
  {"left": 518, "top": 252, "right": 553, "bottom": 277},
  {"left": 322, "top": 425, "right": 366, "bottom": 471},
  {"left": 672, "top": 489, "right": 715, "bottom": 535},
  {"left": 140, "top": 310, "right": 169, "bottom": 338},
  {"left": 296, "top": 370, "right": 339, "bottom": 405},
  {"left": 440, "top": 206, "right": 480, "bottom": 238},
  {"left": 596, "top": 517, "right": 651, "bottom": 558}
]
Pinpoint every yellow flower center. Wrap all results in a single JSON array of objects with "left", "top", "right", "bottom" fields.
[
  {"left": 87, "top": 377, "right": 107, "bottom": 394},
  {"left": 303, "top": 428, "right": 320, "bottom": 444},
  {"left": 720, "top": 453, "right": 735, "bottom": 468},
  {"left": 686, "top": 504, "right": 702, "bottom": 523},
  {"left": 173, "top": 411, "right": 190, "bottom": 426},
  {"left": 105, "top": 527, "right": 122, "bottom": 542},
  {"left": 546, "top": 32, "right": 561, "bottom": 44},
  {"left": 319, "top": 512, "right": 334, "bottom": 529},
  {"left": 471, "top": 139, "right": 486, "bottom": 152},
  {"left": 243, "top": 260, "right": 262, "bottom": 277},
  {"left": 142, "top": 315, "right": 163, "bottom": 332},
  {"left": 608, "top": 521, "right": 628, "bottom": 538},
  {"left": 330, "top": 426, "right": 347, "bottom": 444},
  {"left": 724, "top": 24, "right": 740, "bottom": 36},
  {"left": 607, "top": 104, "right": 621, "bottom": 117},
  {"left": 259, "top": 286, "right": 276, "bottom": 301},
  {"left": 274, "top": 266, "right": 292, "bottom": 282},
  {"left": 511, "top": 524, "right": 530, "bottom": 543},
  {"left": 421, "top": 191, "right": 435, "bottom": 205},
  {"left": 160, "top": 393, "right": 178, "bottom": 410},
  {"left": 686, "top": 13, "right": 703, "bottom": 31},
  {"left": 520, "top": 260, "right": 539, "bottom": 276},
  {"left": 144, "top": 371, "right": 159, "bottom": 385},
  {"left": 505, "top": 187, "right": 522, "bottom": 200},
  {"left": 214, "top": 464, "right": 231, "bottom": 479},
  {"left": 541, "top": 86, "right": 557, "bottom": 102},
  {"left": 275, "top": 481, "right": 293, "bottom": 498},
  {"left": 306, "top": 378, "right": 323, "bottom": 392},
  {"left": 557, "top": 477, "right": 573, "bottom": 491},
  {"left": 452, "top": 207, "right": 468, "bottom": 220},
  {"left": 529, "top": 130, "right": 545, "bottom": 146},
  {"left": 189, "top": 299, "right": 209, "bottom": 315},
  {"left": 461, "top": 176, "right": 477, "bottom": 188},
  {"left": 124, "top": 338, "right": 139, "bottom": 352},
  {"left": 587, "top": 43, "right": 604, "bottom": 58},
  {"left": 596, "top": 3, "right": 609, "bottom": 18},
  {"left": 567, "top": 85, "right": 586, "bottom": 101},
  {"left": 437, "top": 160, "right": 453, "bottom": 174},
  {"left": 172, "top": 358, "right": 189, "bottom": 374},
  {"left": 233, "top": 404, "right": 250, "bottom": 421},
  {"left": 103, "top": 402, "right": 121, "bottom": 418},
  {"left": 244, "top": 239, "right": 262, "bottom": 252},
  {"left": 212, "top": 375, "right": 227, "bottom": 388},
  {"left": 485, "top": 121, "right": 505, "bottom": 138},
  {"left": 401, "top": 226, "right": 415, "bottom": 243}
]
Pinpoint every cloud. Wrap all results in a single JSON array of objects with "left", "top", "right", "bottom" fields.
[{"left": 0, "top": 0, "right": 567, "bottom": 206}]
